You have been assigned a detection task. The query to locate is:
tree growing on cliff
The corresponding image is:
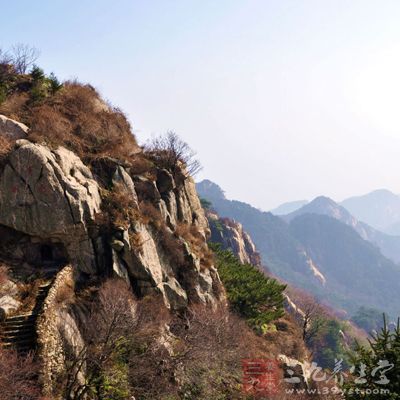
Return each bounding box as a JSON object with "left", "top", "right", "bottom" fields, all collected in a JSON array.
[
  {"left": 62, "top": 279, "right": 137, "bottom": 400},
  {"left": 210, "top": 243, "right": 286, "bottom": 330},
  {"left": 144, "top": 131, "right": 202, "bottom": 177},
  {"left": 10, "top": 44, "right": 39, "bottom": 74}
]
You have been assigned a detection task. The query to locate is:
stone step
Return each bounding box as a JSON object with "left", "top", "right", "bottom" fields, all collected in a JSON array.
[
  {"left": 2, "top": 327, "right": 35, "bottom": 335},
  {"left": 5, "top": 314, "right": 36, "bottom": 323},
  {"left": 2, "top": 337, "right": 36, "bottom": 348},
  {"left": 2, "top": 332, "right": 36, "bottom": 340}
]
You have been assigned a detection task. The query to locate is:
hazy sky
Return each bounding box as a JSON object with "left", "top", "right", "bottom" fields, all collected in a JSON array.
[{"left": 2, "top": 0, "right": 400, "bottom": 210}]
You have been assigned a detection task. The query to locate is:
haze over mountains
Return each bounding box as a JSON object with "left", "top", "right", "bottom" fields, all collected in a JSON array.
[
  {"left": 272, "top": 189, "right": 400, "bottom": 236},
  {"left": 341, "top": 189, "right": 400, "bottom": 235},
  {"left": 197, "top": 180, "right": 400, "bottom": 318}
]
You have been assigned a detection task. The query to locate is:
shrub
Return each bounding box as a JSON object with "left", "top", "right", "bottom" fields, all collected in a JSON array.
[
  {"left": 100, "top": 183, "right": 138, "bottom": 229},
  {"left": 344, "top": 315, "right": 400, "bottom": 399},
  {"left": 176, "top": 222, "right": 214, "bottom": 269},
  {"left": 210, "top": 243, "right": 286, "bottom": 329},
  {"left": 0, "top": 347, "right": 42, "bottom": 400},
  {"left": 144, "top": 131, "right": 202, "bottom": 178}
]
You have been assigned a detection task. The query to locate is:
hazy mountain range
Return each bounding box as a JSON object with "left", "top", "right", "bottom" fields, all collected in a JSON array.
[
  {"left": 197, "top": 180, "right": 400, "bottom": 318},
  {"left": 271, "top": 189, "right": 400, "bottom": 235}
]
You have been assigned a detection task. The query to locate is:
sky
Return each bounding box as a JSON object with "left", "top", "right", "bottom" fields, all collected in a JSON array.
[{"left": 2, "top": 0, "right": 400, "bottom": 210}]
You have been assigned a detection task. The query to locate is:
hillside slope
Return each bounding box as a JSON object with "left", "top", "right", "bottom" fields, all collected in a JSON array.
[
  {"left": 284, "top": 196, "right": 400, "bottom": 264},
  {"left": 341, "top": 189, "right": 400, "bottom": 234},
  {"left": 197, "top": 180, "right": 400, "bottom": 317}
]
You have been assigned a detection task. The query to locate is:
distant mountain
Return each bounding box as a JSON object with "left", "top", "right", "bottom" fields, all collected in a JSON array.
[
  {"left": 341, "top": 189, "right": 400, "bottom": 234},
  {"left": 270, "top": 200, "right": 308, "bottom": 215},
  {"left": 283, "top": 196, "right": 400, "bottom": 264},
  {"left": 197, "top": 180, "right": 400, "bottom": 317},
  {"left": 290, "top": 214, "right": 400, "bottom": 317}
]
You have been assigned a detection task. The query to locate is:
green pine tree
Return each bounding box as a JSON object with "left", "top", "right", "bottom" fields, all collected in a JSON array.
[
  {"left": 344, "top": 315, "right": 400, "bottom": 399},
  {"left": 210, "top": 243, "right": 286, "bottom": 330}
]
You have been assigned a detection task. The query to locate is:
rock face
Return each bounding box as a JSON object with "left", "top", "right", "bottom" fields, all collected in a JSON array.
[
  {"left": 0, "top": 114, "right": 29, "bottom": 140},
  {"left": 0, "top": 137, "right": 222, "bottom": 310},
  {"left": 207, "top": 210, "right": 261, "bottom": 266},
  {"left": 0, "top": 140, "right": 102, "bottom": 273},
  {"left": 109, "top": 167, "right": 222, "bottom": 310},
  {"left": 0, "top": 129, "right": 224, "bottom": 396}
]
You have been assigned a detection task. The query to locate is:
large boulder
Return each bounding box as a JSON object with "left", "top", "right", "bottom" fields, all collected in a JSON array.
[
  {"left": 0, "top": 140, "right": 101, "bottom": 273},
  {"left": 0, "top": 295, "right": 21, "bottom": 318},
  {"left": 0, "top": 115, "right": 29, "bottom": 140}
]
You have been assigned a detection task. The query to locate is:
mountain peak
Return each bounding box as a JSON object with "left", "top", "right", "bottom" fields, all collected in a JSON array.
[
  {"left": 341, "top": 189, "right": 400, "bottom": 233},
  {"left": 283, "top": 195, "right": 350, "bottom": 222},
  {"left": 197, "top": 179, "right": 226, "bottom": 200}
]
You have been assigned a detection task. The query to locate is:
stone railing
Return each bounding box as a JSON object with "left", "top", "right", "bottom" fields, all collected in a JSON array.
[{"left": 36, "top": 265, "right": 74, "bottom": 397}]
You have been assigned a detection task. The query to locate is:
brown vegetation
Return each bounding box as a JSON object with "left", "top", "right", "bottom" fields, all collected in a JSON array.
[
  {"left": 0, "top": 347, "right": 42, "bottom": 400},
  {"left": 144, "top": 131, "right": 202, "bottom": 178},
  {"left": 176, "top": 222, "right": 214, "bottom": 269},
  {"left": 0, "top": 134, "right": 12, "bottom": 170},
  {"left": 99, "top": 184, "right": 139, "bottom": 229},
  {"left": 0, "top": 263, "right": 9, "bottom": 286},
  {"left": 0, "top": 80, "right": 138, "bottom": 164}
]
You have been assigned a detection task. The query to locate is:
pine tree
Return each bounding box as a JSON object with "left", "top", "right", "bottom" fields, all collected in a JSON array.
[
  {"left": 344, "top": 315, "right": 400, "bottom": 399},
  {"left": 210, "top": 243, "right": 286, "bottom": 329}
]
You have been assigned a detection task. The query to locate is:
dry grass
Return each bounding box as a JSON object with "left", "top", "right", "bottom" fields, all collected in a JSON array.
[
  {"left": 139, "top": 201, "right": 162, "bottom": 228},
  {"left": 0, "top": 92, "right": 29, "bottom": 119},
  {"left": 100, "top": 183, "right": 139, "bottom": 229},
  {"left": 0, "top": 135, "right": 12, "bottom": 169},
  {"left": 127, "top": 300, "right": 313, "bottom": 400},
  {"left": 176, "top": 222, "right": 214, "bottom": 269},
  {"left": 0, "top": 264, "right": 9, "bottom": 286},
  {"left": 17, "top": 279, "right": 46, "bottom": 313},
  {"left": 2, "top": 81, "right": 139, "bottom": 164},
  {"left": 128, "top": 231, "right": 144, "bottom": 254}
]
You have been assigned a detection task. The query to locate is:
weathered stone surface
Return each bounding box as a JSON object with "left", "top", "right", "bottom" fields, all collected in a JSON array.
[
  {"left": 0, "top": 141, "right": 101, "bottom": 273},
  {"left": 0, "top": 114, "right": 29, "bottom": 139},
  {"left": 0, "top": 279, "right": 18, "bottom": 297},
  {"left": 278, "top": 354, "right": 311, "bottom": 389},
  {"left": 156, "top": 169, "right": 175, "bottom": 194},
  {"left": 159, "top": 278, "right": 188, "bottom": 310},
  {"left": 208, "top": 211, "right": 261, "bottom": 266},
  {"left": 0, "top": 295, "right": 21, "bottom": 316},
  {"left": 112, "top": 165, "right": 138, "bottom": 205},
  {"left": 111, "top": 239, "right": 124, "bottom": 252},
  {"left": 175, "top": 176, "right": 210, "bottom": 238}
]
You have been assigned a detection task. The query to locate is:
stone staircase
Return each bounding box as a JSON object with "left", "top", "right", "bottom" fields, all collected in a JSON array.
[{"left": 1, "top": 281, "right": 52, "bottom": 354}]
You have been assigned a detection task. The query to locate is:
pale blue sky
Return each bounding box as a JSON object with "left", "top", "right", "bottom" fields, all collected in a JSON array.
[{"left": 2, "top": 1, "right": 400, "bottom": 209}]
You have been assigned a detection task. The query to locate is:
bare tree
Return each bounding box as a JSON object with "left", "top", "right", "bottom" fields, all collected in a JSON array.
[
  {"left": 0, "top": 48, "right": 12, "bottom": 66},
  {"left": 62, "top": 279, "right": 137, "bottom": 400},
  {"left": 0, "top": 348, "right": 42, "bottom": 400},
  {"left": 302, "top": 299, "right": 326, "bottom": 345},
  {"left": 144, "top": 131, "right": 202, "bottom": 177},
  {"left": 10, "top": 44, "right": 39, "bottom": 74}
]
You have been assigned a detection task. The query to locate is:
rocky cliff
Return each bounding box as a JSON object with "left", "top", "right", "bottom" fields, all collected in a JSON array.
[
  {"left": 206, "top": 210, "right": 261, "bottom": 266},
  {"left": 0, "top": 114, "right": 225, "bottom": 395}
]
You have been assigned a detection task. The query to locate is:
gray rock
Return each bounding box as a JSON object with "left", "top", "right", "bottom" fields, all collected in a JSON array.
[
  {"left": 0, "top": 295, "right": 21, "bottom": 316},
  {"left": 0, "top": 142, "right": 101, "bottom": 273},
  {"left": 111, "top": 239, "right": 125, "bottom": 252},
  {"left": 160, "top": 278, "right": 188, "bottom": 310},
  {"left": 0, "top": 114, "right": 29, "bottom": 139}
]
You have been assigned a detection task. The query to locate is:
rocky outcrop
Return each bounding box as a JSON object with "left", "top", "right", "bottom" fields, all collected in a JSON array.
[
  {"left": 207, "top": 211, "right": 261, "bottom": 266},
  {"left": 0, "top": 140, "right": 102, "bottom": 273},
  {"left": 108, "top": 165, "right": 223, "bottom": 309},
  {"left": 0, "top": 135, "right": 222, "bottom": 307},
  {"left": 0, "top": 114, "right": 29, "bottom": 140}
]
